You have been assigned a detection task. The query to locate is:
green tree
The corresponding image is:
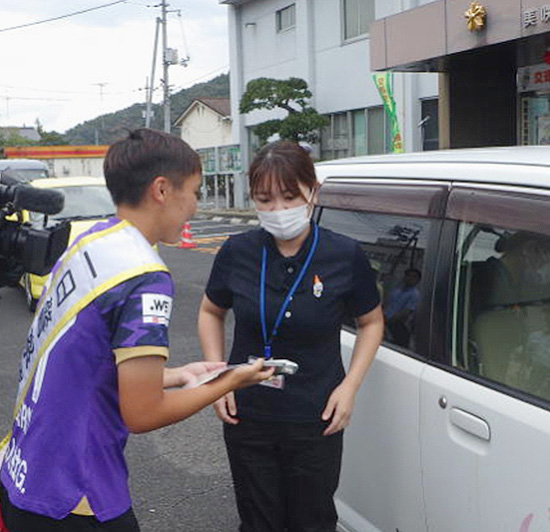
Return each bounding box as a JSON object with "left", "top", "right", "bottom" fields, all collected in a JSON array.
[
  {"left": 239, "top": 77, "right": 328, "bottom": 145},
  {"left": 36, "top": 120, "right": 67, "bottom": 145}
]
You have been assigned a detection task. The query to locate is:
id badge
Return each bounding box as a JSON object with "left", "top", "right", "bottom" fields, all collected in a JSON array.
[{"left": 259, "top": 374, "right": 285, "bottom": 389}]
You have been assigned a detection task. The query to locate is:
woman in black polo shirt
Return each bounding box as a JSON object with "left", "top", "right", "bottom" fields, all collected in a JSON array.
[{"left": 198, "top": 140, "right": 383, "bottom": 532}]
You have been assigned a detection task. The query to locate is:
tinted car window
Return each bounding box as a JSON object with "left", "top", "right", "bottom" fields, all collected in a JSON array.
[
  {"left": 318, "top": 207, "right": 434, "bottom": 353},
  {"left": 452, "top": 222, "right": 550, "bottom": 401}
]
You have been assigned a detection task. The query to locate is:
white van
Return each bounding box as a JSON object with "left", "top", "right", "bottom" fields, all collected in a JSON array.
[
  {"left": 0, "top": 159, "right": 49, "bottom": 183},
  {"left": 314, "top": 146, "right": 550, "bottom": 532}
]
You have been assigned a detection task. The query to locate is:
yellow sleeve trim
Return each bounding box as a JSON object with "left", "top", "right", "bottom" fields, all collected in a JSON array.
[
  {"left": 114, "top": 345, "right": 169, "bottom": 365},
  {"left": 72, "top": 496, "right": 94, "bottom": 516}
]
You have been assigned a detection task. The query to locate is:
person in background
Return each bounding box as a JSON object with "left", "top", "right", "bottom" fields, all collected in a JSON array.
[
  {"left": 0, "top": 129, "right": 273, "bottom": 532},
  {"left": 384, "top": 268, "right": 421, "bottom": 348},
  {"left": 198, "top": 140, "right": 384, "bottom": 532}
]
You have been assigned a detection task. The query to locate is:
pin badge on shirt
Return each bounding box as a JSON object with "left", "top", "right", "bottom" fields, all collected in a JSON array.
[{"left": 313, "top": 274, "right": 323, "bottom": 298}]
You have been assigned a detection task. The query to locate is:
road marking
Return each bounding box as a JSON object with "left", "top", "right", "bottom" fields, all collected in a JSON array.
[
  {"left": 195, "top": 247, "right": 221, "bottom": 255},
  {"left": 193, "top": 231, "right": 245, "bottom": 239},
  {"left": 193, "top": 236, "right": 229, "bottom": 244},
  {"left": 192, "top": 225, "right": 249, "bottom": 235}
]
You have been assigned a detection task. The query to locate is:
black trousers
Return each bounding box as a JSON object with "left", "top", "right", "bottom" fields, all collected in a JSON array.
[
  {"left": 224, "top": 420, "right": 343, "bottom": 532},
  {"left": 0, "top": 483, "right": 140, "bottom": 532}
]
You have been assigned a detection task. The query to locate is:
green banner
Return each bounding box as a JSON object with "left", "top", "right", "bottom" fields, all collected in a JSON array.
[{"left": 373, "top": 72, "right": 403, "bottom": 153}]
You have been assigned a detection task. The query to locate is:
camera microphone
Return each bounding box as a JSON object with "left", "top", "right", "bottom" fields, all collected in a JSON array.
[{"left": 13, "top": 186, "right": 65, "bottom": 215}]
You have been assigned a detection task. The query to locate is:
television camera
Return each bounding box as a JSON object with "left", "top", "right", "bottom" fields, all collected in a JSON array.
[{"left": 0, "top": 181, "right": 70, "bottom": 288}]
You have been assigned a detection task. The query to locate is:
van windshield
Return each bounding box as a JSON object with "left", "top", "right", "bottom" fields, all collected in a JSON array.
[
  {"left": 1, "top": 168, "right": 49, "bottom": 183},
  {"left": 29, "top": 184, "right": 115, "bottom": 222},
  {"left": 10, "top": 168, "right": 48, "bottom": 182}
]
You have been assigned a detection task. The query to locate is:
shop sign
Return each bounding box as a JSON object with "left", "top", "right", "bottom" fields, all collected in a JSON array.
[
  {"left": 523, "top": 6, "right": 550, "bottom": 27},
  {"left": 517, "top": 63, "right": 550, "bottom": 92}
]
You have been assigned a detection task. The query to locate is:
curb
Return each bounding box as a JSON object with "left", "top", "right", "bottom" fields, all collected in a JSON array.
[{"left": 195, "top": 209, "right": 259, "bottom": 226}]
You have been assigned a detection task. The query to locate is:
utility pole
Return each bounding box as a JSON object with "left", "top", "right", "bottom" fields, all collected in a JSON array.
[
  {"left": 146, "top": 0, "right": 187, "bottom": 132},
  {"left": 145, "top": 17, "right": 161, "bottom": 128},
  {"left": 161, "top": 0, "right": 171, "bottom": 133},
  {"left": 93, "top": 82, "right": 107, "bottom": 144}
]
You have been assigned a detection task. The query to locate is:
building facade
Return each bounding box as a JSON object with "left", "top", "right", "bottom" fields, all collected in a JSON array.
[
  {"left": 175, "top": 97, "right": 242, "bottom": 210},
  {"left": 220, "top": 0, "right": 440, "bottom": 205},
  {"left": 174, "top": 97, "right": 233, "bottom": 149},
  {"left": 371, "top": 0, "right": 550, "bottom": 149}
]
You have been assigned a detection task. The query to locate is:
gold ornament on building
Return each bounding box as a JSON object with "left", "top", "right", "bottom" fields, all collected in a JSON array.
[{"left": 464, "top": 1, "right": 487, "bottom": 31}]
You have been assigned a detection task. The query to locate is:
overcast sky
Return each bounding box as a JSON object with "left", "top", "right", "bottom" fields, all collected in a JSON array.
[{"left": 0, "top": 0, "right": 229, "bottom": 134}]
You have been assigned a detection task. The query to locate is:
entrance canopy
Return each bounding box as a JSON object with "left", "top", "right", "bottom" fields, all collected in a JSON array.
[{"left": 371, "top": 0, "right": 550, "bottom": 72}]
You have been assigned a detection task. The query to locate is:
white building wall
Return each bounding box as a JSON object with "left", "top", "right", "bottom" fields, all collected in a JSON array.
[
  {"left": 222, "top": 0, "right": 438, "bottom": 204},
  {"left": 47, "top": 158, "right": 104, "bottom": 178},
  {"left": 180, "top": 105, "right": 233, "bottom": 150},
  {"left": 225, "top": 0, "right": 438, "bottom": 147}
]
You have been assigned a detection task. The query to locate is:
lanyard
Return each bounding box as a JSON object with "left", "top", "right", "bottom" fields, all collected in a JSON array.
[{"left": 259, "top": 223, "right": 319, "bottom": 359}]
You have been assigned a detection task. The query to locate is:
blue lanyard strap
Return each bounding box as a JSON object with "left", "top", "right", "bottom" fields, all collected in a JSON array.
[{"left": 259, "top": 223, "right": 319, "bottom": 359}]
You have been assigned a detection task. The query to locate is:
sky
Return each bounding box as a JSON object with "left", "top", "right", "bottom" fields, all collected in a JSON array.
[{"left": 0, "top": 0, "right": 229, "bottom": 134}]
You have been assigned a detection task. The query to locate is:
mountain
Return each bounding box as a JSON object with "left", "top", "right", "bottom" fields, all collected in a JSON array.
[{"left": 64, "top": 73, "right": 230, "bottom": 145}]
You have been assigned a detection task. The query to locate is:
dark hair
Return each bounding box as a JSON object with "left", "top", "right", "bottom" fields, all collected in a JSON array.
[
  {"left": 405, "top": 268, "right": 422, "bottom": 280},
  {"left": 248, "top": 140, "right": 317, "bottom": 200},
  {"left": 103, "top": 128, "right": 201, "bottom": 206}
]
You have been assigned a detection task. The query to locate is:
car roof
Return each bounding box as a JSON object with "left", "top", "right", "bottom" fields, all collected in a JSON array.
[
  {"left": 315, "top": 145, "right": 550, "bottom": 188},
  {"left": 30, "top": 176, "right": 106, "bottom": 188},
  {"left": 0, "top": 159, "right": 48, "bottom": 169}
]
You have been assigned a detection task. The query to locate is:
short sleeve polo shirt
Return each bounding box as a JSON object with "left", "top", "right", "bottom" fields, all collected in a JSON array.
[{"left": 205, "top": 223, "right": 380, "bottom": 422}]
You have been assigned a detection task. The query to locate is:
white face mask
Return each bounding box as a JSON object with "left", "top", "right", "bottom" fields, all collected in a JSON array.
[
  {"left": 256, "top": 203, "right": 310, "bottom": 241},
  {"left": 255, "top": 189, "right": 315, "bottom": 241}
]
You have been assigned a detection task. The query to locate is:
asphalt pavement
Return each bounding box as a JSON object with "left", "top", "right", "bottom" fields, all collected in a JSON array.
[{"left": 0, "top": 213, "right": 255, "bottom": 532}]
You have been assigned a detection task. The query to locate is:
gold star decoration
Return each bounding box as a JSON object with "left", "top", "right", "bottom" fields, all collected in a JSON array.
[{"left": 464, "top": 1, "right": 487, "bottom": 31}]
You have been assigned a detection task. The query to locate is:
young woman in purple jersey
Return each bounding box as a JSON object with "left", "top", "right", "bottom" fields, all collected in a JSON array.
[{"left": 0, "top": 129, "right": 274, "bottom": 532}]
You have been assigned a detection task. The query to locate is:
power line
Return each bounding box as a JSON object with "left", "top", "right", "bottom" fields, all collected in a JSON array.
[
  {"left": 0, "top": 0, "right": 129, "bottom": 33},
  {"left": 0, "top": 96, "right": 69, "bottom": 102},
  {"left": 171, "top": 65, "right": 229, "bottom": 93},
  {"left": 0, "top": 84, "right": 92, "bottom": 95}
]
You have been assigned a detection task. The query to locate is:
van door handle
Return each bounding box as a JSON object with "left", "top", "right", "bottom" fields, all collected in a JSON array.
[{"left": 449, "top": 407, "right": 491, "bottom": 441}]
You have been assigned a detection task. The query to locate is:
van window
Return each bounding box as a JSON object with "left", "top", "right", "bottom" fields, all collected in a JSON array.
[
  {"left": 452, "top": 222, "right": 550, "bottom": 401},
  {"left": 318, "top": 207, "right": 434, "bottom": 353}
]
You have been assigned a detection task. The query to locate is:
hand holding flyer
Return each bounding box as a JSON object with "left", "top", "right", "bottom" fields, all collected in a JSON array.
[{"left": 185, "top": 358, "right": 299, "bottom": 388}]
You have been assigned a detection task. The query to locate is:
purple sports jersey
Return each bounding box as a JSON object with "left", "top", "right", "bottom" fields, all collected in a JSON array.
[{"left": 0, "top": 218, "right": 173, "bottom": 521}]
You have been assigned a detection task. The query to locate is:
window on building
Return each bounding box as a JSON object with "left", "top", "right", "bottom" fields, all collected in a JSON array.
[
  {"left": 352, "top": 109, "right": 368, "bottom": 156},
  {"left": 320, "top": 121, "right": 333, "bottom": 161},
  {"left": 276, "top": 4, "right": 296, "bottom": 32},
  {"left": 421, "top": 99, "right": 439, "bottom": 151},
  {"left": 520, "top": 93, "right": 550, "bottom": 145},
  {"left": 343, "top": 0, "right": 375, "bottom": 40},
  {"left": 333, "top": 112, "right": 350, "bottom": 159},
  {"left": 320, "top": 107, "right": 390, "bottom": 161},
  {"left": 247, "top": 127, "right": 261, "bottom": 161},
  {"left": 367, "top": 106, "right": 387, "bottom": 155}
]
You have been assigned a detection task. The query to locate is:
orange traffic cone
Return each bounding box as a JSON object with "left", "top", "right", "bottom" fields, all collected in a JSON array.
[{"left": 177, "top": 222, "right": 197, "bottom": 249}]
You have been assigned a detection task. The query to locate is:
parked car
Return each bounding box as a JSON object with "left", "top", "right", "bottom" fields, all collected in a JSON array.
[
  {"left": 314, "top": 146, "right": 550, "bottom": 532},
  {"left": 0, "top": 159, "right": 49, "bottom": 184},
  {"left": 19, "top": 176, "right": 115, "bottom": 310}
]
